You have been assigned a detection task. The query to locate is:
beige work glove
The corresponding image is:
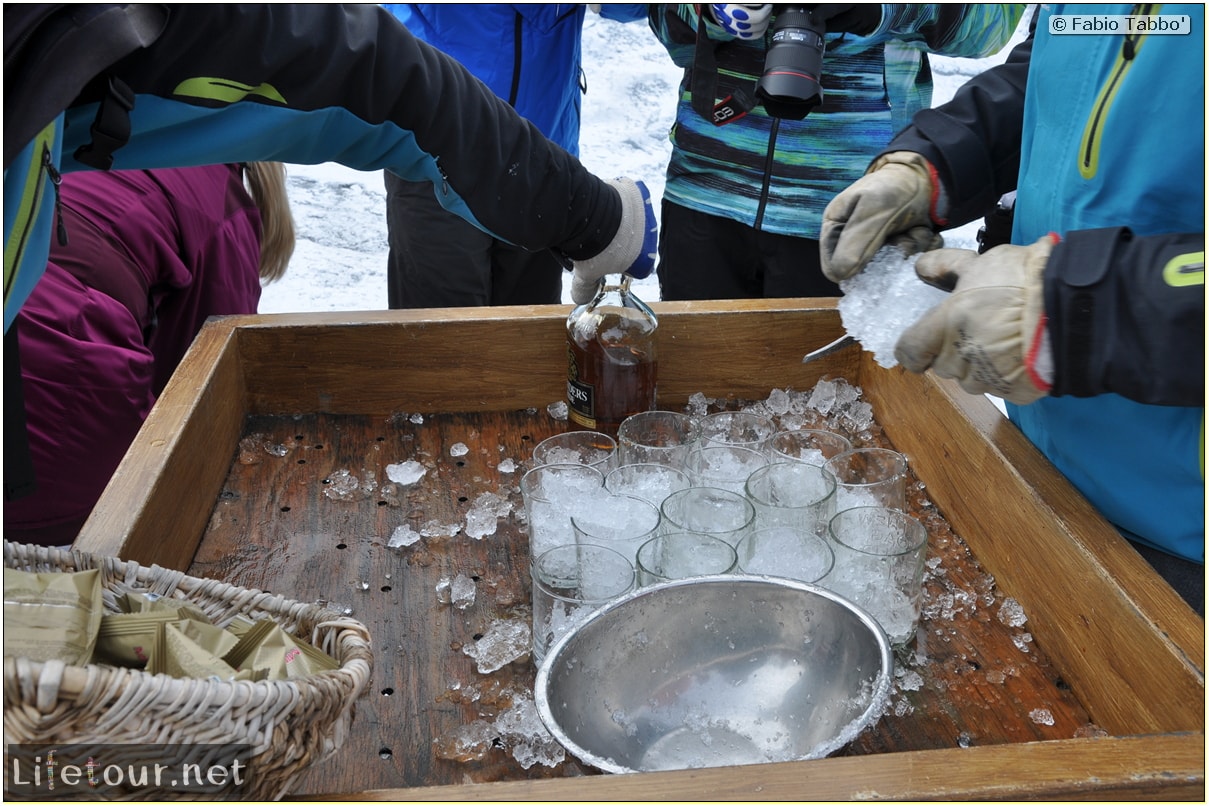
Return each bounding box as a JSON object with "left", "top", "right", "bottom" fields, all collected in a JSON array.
[
  {"left": 820, "top": 151, "right": 945, "bottom": 283},
  {"left": 894, "top": 235, "right": 1058, "bottom": 405},
  {"left": 570, "top": 178, "right": 657, "bottom": 305}
]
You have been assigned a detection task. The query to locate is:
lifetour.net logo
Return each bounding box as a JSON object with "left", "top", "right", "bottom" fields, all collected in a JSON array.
[{"left": 6, "top": 744, "right": 253, "bottom": 797}]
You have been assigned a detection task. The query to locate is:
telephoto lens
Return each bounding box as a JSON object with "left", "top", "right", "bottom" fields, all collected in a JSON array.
[{"left": 756, "top": 5, "right": 825, "bottom": 119}]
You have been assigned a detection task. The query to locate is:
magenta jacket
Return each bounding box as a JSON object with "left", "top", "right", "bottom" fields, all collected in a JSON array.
[{"left": 6, "top": 164, "right": 263, "bottom": 545}]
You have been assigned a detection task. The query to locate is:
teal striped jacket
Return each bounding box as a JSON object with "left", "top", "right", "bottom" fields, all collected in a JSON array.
[{"left": 650, "top": 4, "right": 1025, "bottom": 237}]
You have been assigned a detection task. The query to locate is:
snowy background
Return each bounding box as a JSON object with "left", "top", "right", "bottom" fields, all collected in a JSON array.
[{"left": 259, "top": 10, "right": 1032, "bottom": 313}]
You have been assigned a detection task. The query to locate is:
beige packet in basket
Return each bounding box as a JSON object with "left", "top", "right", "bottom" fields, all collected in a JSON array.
[
  {"left": 223, "top": 618, "right": 340, "bottom": 680},
  {"left": 120, "top": 589, "right": 208, "bottom": 617},
  {"left": 146, "top": 619, "right": 260, "bottom": 681},
  {"left": 3, "top": 567, "right": 103, "bottom": 665},
  {"left": 92, "top": 607, "right": 210, "bottom": 668}
]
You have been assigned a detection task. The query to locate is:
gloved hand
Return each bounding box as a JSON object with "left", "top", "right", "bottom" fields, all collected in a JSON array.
[
  {"left": 894, "top": 235, "right": 1059, "bottom": 405},
  {"left": 708, "top": 4, "right": 773, "bottom": 40},
  {"left": 820, "top": 151, "right": 946, "bottom": 283},
  {"left": 570, "top": 178, "right": 657, "bottom": 305}
]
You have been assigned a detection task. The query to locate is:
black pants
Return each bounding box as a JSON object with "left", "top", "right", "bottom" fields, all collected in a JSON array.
[
  {"left": 656, "top": 200, "right": 840, "bottom": 300},
  {"left": 1127, "top": 535, "right": 1205, "bottom": 617},
  {"left": 384, "top": 172, "right": 563, "bottom": 308}
]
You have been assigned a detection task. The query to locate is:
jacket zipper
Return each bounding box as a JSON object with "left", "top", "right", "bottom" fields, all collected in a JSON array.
[
  {"left": 1078, "top": 3, "right": 1153, "bottom": 179},
  {"left": 44, "top": 145, "right": 68, "bottom": 246},
  {"left": 4, "top": 127, "right": 61, "bottom": 308},
  {"left": 508, "top": 12, "right": 523, "bottom": 106}
]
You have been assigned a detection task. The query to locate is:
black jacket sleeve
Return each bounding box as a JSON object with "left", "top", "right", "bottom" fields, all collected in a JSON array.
[
  {"left": 56, "top": 4, "right": 622, "bottom": 260},
  {"left": 1046, "top": 228, "right": 1205, "bottom": 406},
  {"left": 884, "top": 8, "right": 1035, "bottom": 227}
]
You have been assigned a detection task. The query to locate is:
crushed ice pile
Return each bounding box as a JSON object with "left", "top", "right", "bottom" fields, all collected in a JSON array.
[{"left": 838, "top": 246, "right": 949, "bottom": 368}]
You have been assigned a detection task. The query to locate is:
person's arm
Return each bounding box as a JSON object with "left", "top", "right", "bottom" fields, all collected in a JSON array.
[
  {"left": 886, "top": 16, "right": 1034, "bottom": 229},
  {"left": 820, "top": 10, "right": 1036, "bottom": 281},
  {"left": 59, "top": 4, "right": 634, "bottom": 266},
  {"left": 1044, "top": 228, "right": 1204, "bottom": 405},
  {"left": 890, "top": 227, "right": 1205, "bottom": 408}
]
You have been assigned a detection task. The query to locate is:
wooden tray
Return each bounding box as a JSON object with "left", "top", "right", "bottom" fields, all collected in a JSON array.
[{"left": 72, "top": 300, "right": 1204, "bottom": 800}]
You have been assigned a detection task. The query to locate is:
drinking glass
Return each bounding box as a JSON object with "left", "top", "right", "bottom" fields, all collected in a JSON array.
[
  {"left": 823, "top": 447, "right": 908, "bottom": 512},
  {"left": 572, "top": 492, "right": 662, "bottom": 567},
  {"left": 696, "top": 410, "right": 776, "bottom": 452},
  {"left": 520, "top": 463, "right": 605, "bottom": 559},
  {"left": 604, "top": 462, "right": 692, "bottom": 509},
  {"left": 636, "top": 532, "right": 737, "bottom": 586},
  {"left": 685, "top": 444, "right": 769, "bottom": 494},
  {"left": 769, "top": 428, "right": 852, "bottom": 467},
  {"left": 616, "top": 410, "right": 700, "bottom": 468},
  {"left": 744, "top": 461, "right": 836, "bottom": 535},
  {"left": 736, "top": 526, "right": 835, "bottom": 585},
  {"left": 531, "top": 544, "right": 635, "bottom": 663},
  {"left": 532, "top": 430, "right": 617, "bottom": 472},
  {"left": 827, "top": 506, "right": 928, "bottom": 647},
  {"left": 660, "top": 486, "right": 756, "bottom": 548}
]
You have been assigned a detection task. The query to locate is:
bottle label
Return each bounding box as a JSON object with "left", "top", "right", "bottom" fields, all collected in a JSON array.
[
  {"left": 567, "top": 347, "right": 597, "bottom": 428},
  {"left": 567, "top": 379, "right": 597, "bottom": 428}
]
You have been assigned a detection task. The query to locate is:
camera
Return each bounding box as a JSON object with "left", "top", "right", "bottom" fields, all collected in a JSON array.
[{"left": 755, "top": 5, "right": 826, "bottom": 120}]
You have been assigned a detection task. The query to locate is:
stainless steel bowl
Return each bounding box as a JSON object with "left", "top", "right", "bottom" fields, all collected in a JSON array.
[{"left": 534, "top": 575, "right": 893, "bottom": 774}]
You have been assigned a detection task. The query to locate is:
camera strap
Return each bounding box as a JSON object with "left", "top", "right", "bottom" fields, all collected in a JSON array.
[{"left": 690, "top": 22, "right": 757, "bottom": 126}]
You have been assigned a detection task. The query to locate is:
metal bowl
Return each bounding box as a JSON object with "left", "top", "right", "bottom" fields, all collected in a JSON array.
[{"left": 535, "top": 575, "right": 893, "bottom": 774}]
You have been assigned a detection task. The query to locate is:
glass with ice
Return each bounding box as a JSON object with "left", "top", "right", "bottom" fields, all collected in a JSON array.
[
  {"left": 744, "top": 461, "right": 837, "bottom": 535},
  {"left": 736, "top": 525, "right": 835, "bottom": 586},
  {"left": 660, "top": 486, "right": 756, "bottom": 548},
  {"left": 604, "top": 463, "right": 692, "bottom": 508},
  {"left": 685, "top": 444, "right": 769, "bottom": 494},
  {"left": 520, "top": 463, "right": 605, "bottom": 560},
  {"left": 769, "top": 428, "right": 852, "bottom": 467},
  {"left": 532, "top": 430, "right": 618, "bottom": 472},
  {"left": 531, "top": 544, "right": 635, "bottom": 664},
  {"left": 827, "top": 506, "right": 927, "bottom": 646},
  {"left": 823, "top": 447, "right": 908, "bottom": 512},
  {"left": 572, "top": 492, "right": 662, "bottom": 567},
  {"left": 616, "top": 410, "right": 700, "bottom": 468}
]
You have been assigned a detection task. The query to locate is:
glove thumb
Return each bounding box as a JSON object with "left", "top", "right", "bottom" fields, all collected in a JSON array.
[{"left": 912, "top": 248, "right": 980, "bottom": 292}]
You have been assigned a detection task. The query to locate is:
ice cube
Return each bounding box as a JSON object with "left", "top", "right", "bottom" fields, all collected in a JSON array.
[
  {"left": 386, "top": 460, "right": 426, "bottom": 486},
  {"left": 462, "top": 618, "right": 530, "bottom": 673}
]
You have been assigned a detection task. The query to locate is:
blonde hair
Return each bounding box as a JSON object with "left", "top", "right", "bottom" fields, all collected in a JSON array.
[{"left": 243, "top": 161, "right": 296, "bottom": 283}]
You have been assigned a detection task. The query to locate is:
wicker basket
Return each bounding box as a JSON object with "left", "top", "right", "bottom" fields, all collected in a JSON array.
[{"left": 3, "top": 541, "right": 373, "bottom": 800}]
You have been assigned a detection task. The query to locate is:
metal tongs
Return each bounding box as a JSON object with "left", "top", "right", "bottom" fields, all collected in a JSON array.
[{"left": 801, "top": 334, "right": 858, "bottom": 364}]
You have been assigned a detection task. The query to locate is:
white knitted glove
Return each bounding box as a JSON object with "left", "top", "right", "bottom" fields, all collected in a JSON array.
[{"left": 570, "top": 178, "right": 657, "bottom": 305}]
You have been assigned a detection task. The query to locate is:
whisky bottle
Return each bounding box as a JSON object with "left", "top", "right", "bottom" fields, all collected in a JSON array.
[{"left": 566, "top": 274, "right": 657, "bottom": 437}]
